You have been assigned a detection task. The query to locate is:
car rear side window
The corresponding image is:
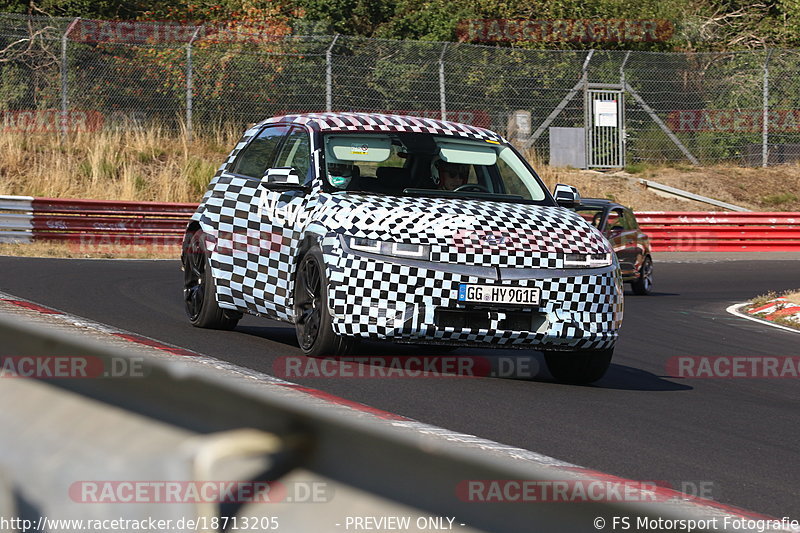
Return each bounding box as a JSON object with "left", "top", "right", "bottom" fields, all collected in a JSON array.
[
  {"left": 231, "top": 125, "right": 288, "bottom": 178},
  {"left": 275, "top": 127, "right": 312, "bottom": 184},
  {"left": 623, "top": 209, "right": 639, "bottom": 230},
  {"left": 607, "top": 208, "right": 625, "bottom": 231}
]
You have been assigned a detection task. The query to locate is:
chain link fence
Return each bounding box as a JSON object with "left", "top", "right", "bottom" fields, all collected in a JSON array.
[{"left": 3, "top": 13, "right": 800, "bottom": 166}]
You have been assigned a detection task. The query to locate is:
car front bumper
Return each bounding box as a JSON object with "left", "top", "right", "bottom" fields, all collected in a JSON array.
[{"left": 323, "top": 241, "right": 624, "bottom": 351}]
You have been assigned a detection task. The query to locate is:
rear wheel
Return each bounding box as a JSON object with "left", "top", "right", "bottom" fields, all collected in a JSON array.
[
  {"left": 182, "top": 231, "right": 241, "bottom": 330},
  {"left": 294, "top": 247, "right": 355, "bottom": 357},
  {"left": 631, "top": 256, "right": 653, "bottom": 295},
  {"left": 544, "top": 348, "right": 613, "bottom": 384}
]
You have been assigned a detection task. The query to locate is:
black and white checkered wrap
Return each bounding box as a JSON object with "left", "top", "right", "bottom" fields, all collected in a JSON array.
[
  {"left": 321, "top": 231, "right": 622, "bottom": 350},
  {"left": 318, "top": 194, "right": 609, "bottom": 269},
  {"left": 262, "top": 112, "right": 506, "bottom": 143},
  {"left": 189, "top": 114, "right": 622, "bottom": 350}
]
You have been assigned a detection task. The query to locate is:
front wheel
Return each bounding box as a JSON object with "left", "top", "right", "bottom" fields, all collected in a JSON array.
[
  {"left": 293, "top": 247, "right": 355, "bottom": 357},
  {"left": 182, "top": 231, "right": 241, "bottom": 330},
  {"left": 631, "top": 256, "right": 653, "bottom": 295},
  {"left": 544, "top": 348, "right": 614, "bottom": 384}
]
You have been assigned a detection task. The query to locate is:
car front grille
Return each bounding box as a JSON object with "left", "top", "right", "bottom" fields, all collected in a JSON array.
[{"left": 434, "top": 308, "right": 547, "bottom": 331}]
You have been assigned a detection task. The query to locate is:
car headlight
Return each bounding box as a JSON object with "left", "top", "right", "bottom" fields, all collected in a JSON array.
[
  {"left": 344, "top": 236, "right": 431, "bottom": 260},
  {"left": 563, "top": 252, "right": 613, "bottom": 268}
]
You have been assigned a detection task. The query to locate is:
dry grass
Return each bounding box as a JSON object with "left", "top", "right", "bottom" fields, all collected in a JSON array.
[
  {"left": 784, "top": 291, "right": 800, "bottom": 305},
  {"left": 0, "top": 241, "right": 180, "bottom": 259},
  {"left": 748, "top": 291, "right": 781, "bottom": 308},
  {"left": 523, "top": 148, "right": 800, "bottom": 212},
  {"left": 0, "top": 125, "right": 241, "bottom": 203},
  {"left": 2, "top": 129, "right": 800, "bottom": 210},
  {"left": 752, "top": 289, "right": 800, "bottom": 305}
]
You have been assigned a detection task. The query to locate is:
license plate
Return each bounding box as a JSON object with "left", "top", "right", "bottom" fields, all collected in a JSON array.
[{"left": 457, "top": 284, "right": 540, "bottom": 305}]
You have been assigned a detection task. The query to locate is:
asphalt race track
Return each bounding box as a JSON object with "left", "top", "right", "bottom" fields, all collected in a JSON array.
[{"left": 1, "top": 255, "right": 798, "bottom": 519}]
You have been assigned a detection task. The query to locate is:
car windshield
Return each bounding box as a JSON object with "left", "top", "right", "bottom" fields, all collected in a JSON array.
[{"left": 322, "top": 132, "right": 548, "bottom": 203}]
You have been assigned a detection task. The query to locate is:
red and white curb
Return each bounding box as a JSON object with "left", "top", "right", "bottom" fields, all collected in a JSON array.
[
  {"left": 1, "top": 291, "right": 798, "bottom": 530},
  {"left": 727, "top": 302, "right": 800, "bottom": 335},
  {"left": 747, "top": 298, "right": 800, "bottom": 322}
]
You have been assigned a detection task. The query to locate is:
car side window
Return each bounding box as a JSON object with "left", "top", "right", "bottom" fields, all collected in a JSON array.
[
  {"left": 606, "top": 209, "right": 625, "bottom": 232},
  {"left": 274, "top": 127, "right": 312, "bottom": 185},
  {"left": 230, "top": 125, "right": 288, "bottom": 178},
  {"left": 623, "top": 209, "right": 639, "bottom": 230}
]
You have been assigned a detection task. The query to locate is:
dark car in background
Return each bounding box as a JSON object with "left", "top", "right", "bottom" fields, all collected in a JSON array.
[{"left": 573, "top": 199, "right": 654, "bottom": 295}]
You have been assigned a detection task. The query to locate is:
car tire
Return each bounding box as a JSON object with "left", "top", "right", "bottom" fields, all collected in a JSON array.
[
  {"left": 182, "top": 230, "right": 241, "bottom": 330},
  {"left": 544, "top": 348, "right": 614, "bottom": 384},
  {"left": 294, "top": 247, "right": 356, "bottom": 357},
  {"left": 631, "top": 256, "right": 654, "bottom": 295}
]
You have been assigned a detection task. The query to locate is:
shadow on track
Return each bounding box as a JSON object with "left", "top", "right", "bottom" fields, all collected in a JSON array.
[{"left": 229, "top": 327, "right": 691, "bottom": 392}]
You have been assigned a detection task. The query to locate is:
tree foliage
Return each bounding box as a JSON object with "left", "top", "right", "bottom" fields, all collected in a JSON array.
[{"left": 3, "top": 0, "right": 800, "bottom": 50}]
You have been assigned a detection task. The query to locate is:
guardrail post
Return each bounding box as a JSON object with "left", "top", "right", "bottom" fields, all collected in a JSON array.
[
  {"left": 60, "top": 17, "right": 80, "bottom": 141},
  {"left": 762, "top": 49, "right": 773, "bottom": 168},
  {"left": 186, "top": 26, "right": 202, "bottom": 143}
]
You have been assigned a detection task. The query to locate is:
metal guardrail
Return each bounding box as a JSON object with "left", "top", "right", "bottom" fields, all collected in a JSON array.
[
  {"left": 0, "top": 310, "right": 766, "bottom": 532},
  {"left": 638, "top": 180, "right": 751, "bottom": 212},
  {"left": 1, "top": 196, "right": 799, "bottom": 252},
  {"left": 637, "top": 212, "right": 800, "bottom": 251},
  {"left": 0, "top": 195, "right": 194, "bottom": 245}
]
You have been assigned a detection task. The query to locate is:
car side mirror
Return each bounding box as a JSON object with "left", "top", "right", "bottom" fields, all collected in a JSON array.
[
  {"left": 264, "top": 167, "right": 302, "bottom": 187},
  {"left": 553, "top": 183, "right": 581, "bottom": 208}
]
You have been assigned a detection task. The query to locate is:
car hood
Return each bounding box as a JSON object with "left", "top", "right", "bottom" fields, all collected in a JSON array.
[{"left": 314, "top": 193, "right": 611, "bottom": 268}]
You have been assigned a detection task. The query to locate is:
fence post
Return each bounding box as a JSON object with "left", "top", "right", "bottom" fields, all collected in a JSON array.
[
  {"left": 186, "top": 26, "right": 202, "bottom": 143},
  {"left": 619, "top": 51, "right": 631, "bottom": 166},
  {"left": 60, "top": 17, "right": 80, "bottom": 141},
  {"left": 439, "top": 43, "right": 449, "bottom": 121},
  {"left": 762, "top": 49, "right": 773, "bottom": 168},
  {"left": 325, "top": 34, "right": 340, "bottom": 113}
]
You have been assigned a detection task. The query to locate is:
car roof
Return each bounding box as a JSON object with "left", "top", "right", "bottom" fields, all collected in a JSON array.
[
  {"left": 577, "top": 198, "right": 627, "bottom": 210},
  {"left": 259, "top": 112, "right": 506, "bottom": 144}
]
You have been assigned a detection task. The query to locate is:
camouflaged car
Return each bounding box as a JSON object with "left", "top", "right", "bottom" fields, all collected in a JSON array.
[{"left": 182, "top": 113, "right": 624, "bottom": 383}]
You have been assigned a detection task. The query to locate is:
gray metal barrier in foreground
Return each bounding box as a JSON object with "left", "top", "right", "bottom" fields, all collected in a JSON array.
[{"left": 0, "top": 311, "right": 755, "bottom": 532}]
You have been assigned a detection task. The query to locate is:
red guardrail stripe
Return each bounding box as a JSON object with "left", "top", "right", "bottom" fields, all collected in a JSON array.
[
  {"left": 650, "top": 239, "right": 800, "bottom": 245},
  {"left": 653, "top": 244, "right": 800, "bottom": 252},
  {"left": 32, "top": 233, "right": 184, "bottom": 244},
  {"left": 31, "top": 197, "right": 198, "bottom": 214},
  {"left": 31, "top": 208, "right": 195, "bottom": 217},
  {"left": 645, "top": 229, "right": 800, "bottom": 239},
  {"left": 31, "top": 217, "right": 188, "bottom": 232},
  {"left": 635, "top": 211, "right": 798, "bottom": 216},
  {"left": 637, "top": 213, "right": 800, "bottom": 225}
]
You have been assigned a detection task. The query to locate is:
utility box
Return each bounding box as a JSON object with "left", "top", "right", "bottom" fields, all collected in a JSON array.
[
  {"left": 507, "top": 110, "right": 532, "bottom": 147},
  {"left": 549, "top": 127, "right": 586, "bottom": 168}
]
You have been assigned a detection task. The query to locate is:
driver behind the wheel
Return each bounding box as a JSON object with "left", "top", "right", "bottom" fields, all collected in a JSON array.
[{"left": 435, "top": 161, "right": 470, "bottom": 191}]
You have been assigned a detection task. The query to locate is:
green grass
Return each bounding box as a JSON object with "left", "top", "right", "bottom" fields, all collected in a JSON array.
[
  {"left": 761, "top": 193, "right": 798, "bottom": 206},
  {"left": 624, "top": 162, "right": 648, "bottom": 174}
]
